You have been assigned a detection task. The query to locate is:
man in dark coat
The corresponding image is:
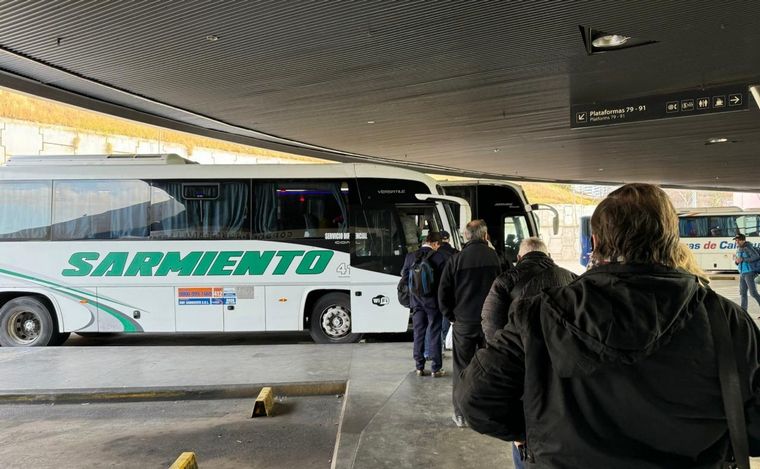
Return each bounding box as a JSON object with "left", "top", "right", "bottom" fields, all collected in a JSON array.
[
  {"left": 438, "top": 230, "right": 459, "bottom": 257},
  {"left": 438, "top": 219, "right": 501, "bottom": 427},
  {"left": 400, "top": 231, "right": 448, "bottom": 377},
  {"left": 480, "top": 236, "right": 576, "bottom": 469},
  {"left": 428, "top": 230, "right": 457, "bottom": 355},
  {"left": 481, "top": 236, "right": 577, "bottom": 345},
  {"left": 456, "top": 183, "right": 760, "bottom": 467}
]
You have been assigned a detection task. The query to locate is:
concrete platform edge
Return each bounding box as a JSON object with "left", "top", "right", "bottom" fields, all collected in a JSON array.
[{"left": 0, "top": 380, "right": 348, "bottom": 404}]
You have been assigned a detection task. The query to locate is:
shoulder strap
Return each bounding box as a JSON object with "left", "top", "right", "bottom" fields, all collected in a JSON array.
[{"left": 706, "top": 291, "right": 750, "bottom": 469}]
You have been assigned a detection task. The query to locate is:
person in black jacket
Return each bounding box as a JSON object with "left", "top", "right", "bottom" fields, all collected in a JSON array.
[
  {"left": 438, "top": 230, "right": 459, "bottom": 257},
  {"left": 429, "top": 230, "right": 458, "bottom": 354},
  {"left": 456, "top": 183, "right": 760, "bottom": 468},
  {"left": 438, "top": 219, "right": 501, "bottom": 427},
  {"left": 400, "top": 231, "right": 448, "bottom": 377},
  {"left": 481, "top": 236, "right": 576, "bottom": 468},
  {"left": 481, "top": 237, "right": 576, "bottom": 345}
]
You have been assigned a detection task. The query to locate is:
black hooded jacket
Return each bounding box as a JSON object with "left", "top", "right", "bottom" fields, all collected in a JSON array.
[
  {"left": 481, "top": 251, "right": 577, "bottom": 344},
  {"left": 456, "top": 263, "right": 760, "bottom": 468}
]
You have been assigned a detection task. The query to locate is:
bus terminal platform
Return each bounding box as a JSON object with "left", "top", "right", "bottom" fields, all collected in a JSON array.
[
  {"left": 0, "top": 341, "right": 511, "bottom": 468},
  {"left": 0, "top": 278, "right": 759, "bottom": 469}
]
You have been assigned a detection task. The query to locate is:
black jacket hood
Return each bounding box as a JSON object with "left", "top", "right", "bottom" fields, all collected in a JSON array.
[{"left": 539, "top": 263, "right": 705, "bottom": 377}]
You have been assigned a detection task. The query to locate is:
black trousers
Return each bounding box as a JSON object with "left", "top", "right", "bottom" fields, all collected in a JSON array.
[{"left": 452, "top": 321, "right": 484, "bottom": 416}]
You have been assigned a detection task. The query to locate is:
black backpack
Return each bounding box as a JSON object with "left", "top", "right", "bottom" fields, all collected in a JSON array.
[{"left": 408, "top": 250, "right": 436, "bottom": 297}]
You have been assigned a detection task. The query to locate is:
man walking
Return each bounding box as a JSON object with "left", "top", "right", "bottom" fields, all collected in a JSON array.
[
  {"left": 438, "top": 219, "right": 501, "bottom": 427},
  {"left": 733, "top": 233, "right": 760, "bottom": 313},
  {"left": 480, "top": 237, "right": 576, "bottom": 468},
  {"left": 401, "top": 231, "right": 448, "bottom": 377}
]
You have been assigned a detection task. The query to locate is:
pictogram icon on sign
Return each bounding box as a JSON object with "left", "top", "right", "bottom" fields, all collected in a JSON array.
[
  {"left": 680, "top": 99, "right": 694, "bottom": 111},
  {"left": 697, "top": 98, "right": 709, "bottom": 110},
  {"left": 713, "top": 96, "right": 725, "bottom": 108},
  {"left": 728, "top": 94, "right": 742, "bottom": 106},
  {"left": 666, "top": 101, "right": 679, "bottom": 113},
  {"left": 575, "top": 112, "right": 587, "bottom": 123}
]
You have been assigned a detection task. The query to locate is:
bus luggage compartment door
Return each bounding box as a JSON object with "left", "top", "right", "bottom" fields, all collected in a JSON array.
[
  {"left": 175, "top": 286, "right": 224, "bottom": 332},
  {"left": 350, "top": 283, "right": 408, "bottom": 333},
  {"left": 97, "top": 286, "right": 175, "bottom": 332}
]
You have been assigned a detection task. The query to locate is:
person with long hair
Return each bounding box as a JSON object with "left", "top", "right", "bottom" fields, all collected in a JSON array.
[{"left": 456, "top": 183, "right": 760, "bottom": 468}]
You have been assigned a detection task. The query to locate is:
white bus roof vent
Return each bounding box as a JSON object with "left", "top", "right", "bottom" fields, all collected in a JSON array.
[{"left": 5, "top": 153, "right": 196, "bottom": 166}]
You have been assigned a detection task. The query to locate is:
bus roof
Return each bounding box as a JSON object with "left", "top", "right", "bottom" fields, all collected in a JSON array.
[
  {"left": 0, "top": 155, "right": 439, "bottom": 189},
  {"left": 436, "top": 178, "right": 524, "bottom": 191},
  {"left": 678, "top": 206, "right": 746, "bottom": 216},
  {"left": 5, "top": 153, "right": 196, "bottom": 166}
]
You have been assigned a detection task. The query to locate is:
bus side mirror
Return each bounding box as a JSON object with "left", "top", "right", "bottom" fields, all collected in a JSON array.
[{"left": 531, "top": 204, "right": 560, "bottom": 236}]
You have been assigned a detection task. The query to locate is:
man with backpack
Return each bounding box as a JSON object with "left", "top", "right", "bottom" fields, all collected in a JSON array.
[
  {"left": 733, "top": 233, "right": 760, "bottom": 313},
  {"left": 400, "top": 231, "right": 449, "bottom": 377}
]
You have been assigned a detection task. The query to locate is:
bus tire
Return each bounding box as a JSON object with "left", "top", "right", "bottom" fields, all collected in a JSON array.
[
  {"left": 0, "top": 296, "right": 57, "bottom": 347},
  {"left": 309, "top": 293, "right": 362, "bottom": 344},
  {"left": 49, "top": 332, "right": 71, "bottom": 346}
]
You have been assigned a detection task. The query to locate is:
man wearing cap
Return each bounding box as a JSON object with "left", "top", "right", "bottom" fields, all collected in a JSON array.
[
  {"left": 732, "top": 233, "right": 760, "bottom": 312},
  {"left": 438, "top": 230, "right": 458, "bottom": 257},
  {"left": 401, "top": 231, "right": 448, "bottom": 377}
]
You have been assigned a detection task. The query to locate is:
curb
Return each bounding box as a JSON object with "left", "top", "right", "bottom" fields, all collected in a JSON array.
[{"left": 0, "top": 380, "right": 347, "bottom": 405}]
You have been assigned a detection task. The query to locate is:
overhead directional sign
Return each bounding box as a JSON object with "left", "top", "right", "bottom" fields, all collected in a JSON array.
[{"left": 571, "top": 84, "right": 749, "bottom": 128}]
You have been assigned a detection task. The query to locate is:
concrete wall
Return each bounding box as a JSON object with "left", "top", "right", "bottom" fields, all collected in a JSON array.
[{"left": 0, "top": 118, "right": 300, "bottom": 165}]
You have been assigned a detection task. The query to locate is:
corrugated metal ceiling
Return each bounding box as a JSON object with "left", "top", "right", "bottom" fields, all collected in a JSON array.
[{"left": 0, "top": 1, "right": 758, "bottom": 189}]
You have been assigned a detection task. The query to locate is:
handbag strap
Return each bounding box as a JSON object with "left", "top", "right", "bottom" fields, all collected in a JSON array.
[{"left": 707, "top": 291, "right": 750, "bottom": 469}]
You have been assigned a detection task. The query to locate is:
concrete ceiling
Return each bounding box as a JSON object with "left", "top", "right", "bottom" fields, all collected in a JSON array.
[{"left": 0, "top": 1, "right": 758, "bottom": 190}]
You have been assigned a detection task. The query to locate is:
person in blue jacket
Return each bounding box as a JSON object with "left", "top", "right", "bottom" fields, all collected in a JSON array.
[{"left": 733, "top": 233, "right": 760, "bottom": 312}]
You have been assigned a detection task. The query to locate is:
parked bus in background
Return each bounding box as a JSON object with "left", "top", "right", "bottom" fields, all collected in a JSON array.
[
  {"left": 438, "top": 179, "right": 558, "bottom": 267},
  {"left": 678, "top": 207, "right": 760, "bottom": 272},
  {"left": 579, "top": 215, "right": 592, "bottom": 268},
  {"left": 0, "top": 154, "right": 469, "bottom": 346}
]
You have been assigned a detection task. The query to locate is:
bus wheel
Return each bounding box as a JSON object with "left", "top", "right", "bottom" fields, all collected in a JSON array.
[
  {"left": 0, "top": 296, "right": 58, "bottom": 347},
  {"left": 309, "top": 293, "right": 362, "bottom": 344}
]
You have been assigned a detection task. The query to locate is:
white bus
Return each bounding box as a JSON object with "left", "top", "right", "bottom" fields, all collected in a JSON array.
[
  {"left": 438, "top": 179, "right": 558, "bottom": 266},
  {"left": 678, "top": 207, "right": 760, "bottom": 272},
  {"left": 0, "top": 154, "right": 469, "bottom": 346}
]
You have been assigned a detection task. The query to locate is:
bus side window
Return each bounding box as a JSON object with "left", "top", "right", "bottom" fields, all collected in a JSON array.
[
  {"left": 252, "top": 181, "right": 348, "bottom": 240},
  {"left": 54, "top": 180, "right": 150, "bottom": 240},
  {"left": 0, "top": 181, "right": 52, "bottom": 241},
  {"left": 150, "top": 180, "right": 249, "bottom": 240}
]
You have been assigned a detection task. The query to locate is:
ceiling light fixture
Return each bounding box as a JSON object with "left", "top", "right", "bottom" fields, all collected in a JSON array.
[
  {"left": 205, "top": 35, "right": 220, "bottom": 42},
  {"left": 750, "top": 85, "right": 760, "bottom": 109},
  {"left": 705, "top": 137, "right": 729, "bottom": 145},
  {"left": 592, "top": 34, "right": 630, "bottom": 48},
  {"left": 367, "top": 120, "right": 375, "bottom": 124},
  {"left": 579, "top": 26, "right": 656, "bottom": 55}
]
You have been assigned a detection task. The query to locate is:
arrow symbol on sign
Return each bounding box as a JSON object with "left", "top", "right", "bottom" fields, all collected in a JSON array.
[{"left": 730, "top": 95, "right": 741, "bottom": 104}]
